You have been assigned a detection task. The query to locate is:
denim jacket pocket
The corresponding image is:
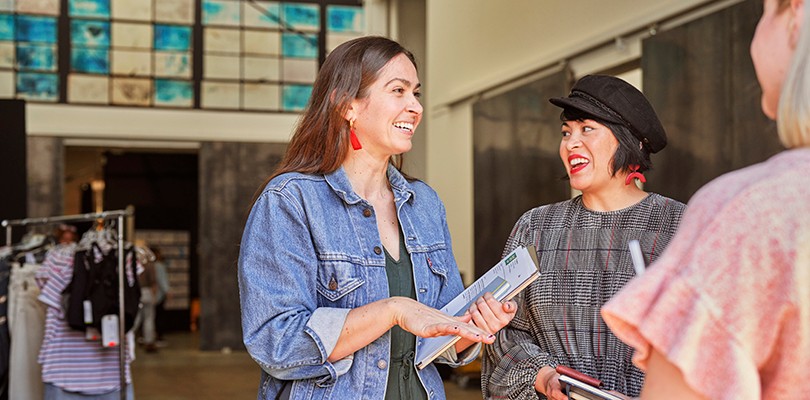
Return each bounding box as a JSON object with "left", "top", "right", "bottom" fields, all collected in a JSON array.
[
  {"left": 316, "top": 261, "right": 365, "bottom": 304},
  {"left": 423, "top": 251, "right": 449, "bottom": 286},
  {"left": 413, "top": 250, "right": 452, "bottom": 308}
]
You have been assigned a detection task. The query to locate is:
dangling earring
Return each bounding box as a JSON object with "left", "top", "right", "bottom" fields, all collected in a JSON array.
[
  {"left": 349, "top": 119, "right": 362, "bottom": 150},
  {"left": 625, "top": 164, "right": 646, "bottom": 185}
]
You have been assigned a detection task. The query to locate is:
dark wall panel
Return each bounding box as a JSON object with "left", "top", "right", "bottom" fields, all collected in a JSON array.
[
  {"left": 643, "top": 0, "right": 780, "bottom": 203},
  {"left": 198, "top": 142, "right": 286, "bottom": 351},
  {"left": 0, "top": 100, "right": 27, "bottom": 236},
  {"left": 473, "top": 69, "right": 571, "bottom": 278}
]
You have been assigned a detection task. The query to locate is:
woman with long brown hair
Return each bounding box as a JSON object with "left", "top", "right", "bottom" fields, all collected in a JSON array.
[{"left": 238, "top": 36, "right": 516, "bottom": 400}]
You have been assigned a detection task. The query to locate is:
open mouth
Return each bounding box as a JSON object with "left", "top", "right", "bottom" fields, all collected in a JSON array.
[
  {"left": 393, "top": 122, "right": 414, "bottom": 133},
  {"left": 568, "top": 156, "right": 590, "bottom": 174}
]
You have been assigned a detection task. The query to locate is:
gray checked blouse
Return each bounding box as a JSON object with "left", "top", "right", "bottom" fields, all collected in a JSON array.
[{"left": 481, "top": 193, "right": 685, "bottom": 399}]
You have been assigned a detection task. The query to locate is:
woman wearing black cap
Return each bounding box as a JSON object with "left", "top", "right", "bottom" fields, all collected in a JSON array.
[{"left": 481, "top": 75, "right": 686, "bottom": 400}]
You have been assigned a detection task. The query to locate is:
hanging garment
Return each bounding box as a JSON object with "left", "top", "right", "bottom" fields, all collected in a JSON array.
[
  {"left": 37, "top": 243, "right": 137, "bottom": 395},
  {"left": 64, "top": 244, "right": 141, "bottom": 333},
  {"left": 8, "top": 262, "right": 45, "bottom": 400}
]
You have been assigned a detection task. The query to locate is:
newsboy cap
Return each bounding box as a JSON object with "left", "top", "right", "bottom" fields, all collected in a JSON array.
[{"left": 549, "top": 74, "right": 667, "bottom": 153}]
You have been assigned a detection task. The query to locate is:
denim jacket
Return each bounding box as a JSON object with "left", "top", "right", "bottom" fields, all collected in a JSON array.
[{"left": 238, "top": 165, "right": 479, "bottom": 400}]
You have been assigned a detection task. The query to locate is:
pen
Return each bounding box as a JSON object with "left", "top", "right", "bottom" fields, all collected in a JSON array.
[{"left": 628, "top": 240, "right": 646, "bottom": 276}]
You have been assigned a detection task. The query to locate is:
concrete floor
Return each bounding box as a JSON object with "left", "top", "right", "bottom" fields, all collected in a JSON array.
[{"left": 131, "top": 332, "right": 483, "bottom": 399}]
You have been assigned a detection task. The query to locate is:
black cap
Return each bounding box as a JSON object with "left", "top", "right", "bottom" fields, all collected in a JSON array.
[{"left": 549, "top": 74, "right": 667, "bottom": 153}]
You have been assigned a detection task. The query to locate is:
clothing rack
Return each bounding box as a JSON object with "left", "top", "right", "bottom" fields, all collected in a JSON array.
[{"left": 2, "top": 209, "right": 133, "bottom": 400}]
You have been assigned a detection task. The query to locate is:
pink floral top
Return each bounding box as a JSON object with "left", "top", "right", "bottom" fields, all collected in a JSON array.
[{"left": 602, "top": 148, "right": 810, "bottom": 400}]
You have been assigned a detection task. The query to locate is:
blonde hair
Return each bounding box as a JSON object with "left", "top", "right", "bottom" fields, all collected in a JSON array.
[{"left": 777, "top": 2, "right": 810, "bottom": 148}]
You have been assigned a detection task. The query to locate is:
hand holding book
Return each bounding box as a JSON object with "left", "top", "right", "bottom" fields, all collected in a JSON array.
[
  {"left": 415, "top": 245, "right": 540, "bottom": 369},
  {"left": 463, "top": 291, "right": 518, "bottom": 336}
]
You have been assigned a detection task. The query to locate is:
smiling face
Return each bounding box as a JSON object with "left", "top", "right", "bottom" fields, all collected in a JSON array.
[
  {"left": 751, "top": 0, "right": 794, "bottom": 119},
  {"left": 560, "top": 118, "right": 620, "bottom": 194},
  {"left": 348, "top": 53, "right": 423, "bottom": 157}
]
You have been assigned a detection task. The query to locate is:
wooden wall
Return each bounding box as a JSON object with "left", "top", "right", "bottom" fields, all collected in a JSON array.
[{"left": 198, "top": 141, "right": 287, "bottom": 350}]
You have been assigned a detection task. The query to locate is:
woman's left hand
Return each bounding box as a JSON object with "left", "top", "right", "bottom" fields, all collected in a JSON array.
[{"left": 467, "top": 292, "right": 517, "bottom": 334}]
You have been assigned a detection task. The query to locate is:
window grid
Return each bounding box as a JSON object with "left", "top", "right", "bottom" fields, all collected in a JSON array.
[
  {"left": 0, "top": 2, "right": 60, "bottom": 101},
  {"left": 1, "top": 0, "right": 362, "bottom": 112}
]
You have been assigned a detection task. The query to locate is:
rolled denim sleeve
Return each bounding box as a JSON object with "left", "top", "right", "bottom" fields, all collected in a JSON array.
[{"left": 238, "top": 188, "right": 351, "bottom": 384}]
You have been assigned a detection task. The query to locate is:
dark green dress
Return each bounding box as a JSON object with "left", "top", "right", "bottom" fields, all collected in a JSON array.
[{"left": 383, "top": 233, "right": 428, "bottom": 400}]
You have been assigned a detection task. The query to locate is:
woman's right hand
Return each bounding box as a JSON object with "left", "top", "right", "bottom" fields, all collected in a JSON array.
[
  {"left": 535, "top": 366, "right": 568, "bottom": 400},
  {"left": 387, "top": 297, "right": 495, "bottom": 344}
]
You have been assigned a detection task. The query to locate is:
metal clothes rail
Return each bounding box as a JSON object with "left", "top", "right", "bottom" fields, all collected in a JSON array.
[{"left": 2, "top": 209, "right": 133, "bottom": 400}]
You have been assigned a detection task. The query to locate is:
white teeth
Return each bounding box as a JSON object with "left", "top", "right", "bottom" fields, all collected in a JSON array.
[
  {"left": 570, "top": 158, "right": 589, "bottom": 167},
  {"left": 393, "top": 122, "right": 414, "bottom": 132}
]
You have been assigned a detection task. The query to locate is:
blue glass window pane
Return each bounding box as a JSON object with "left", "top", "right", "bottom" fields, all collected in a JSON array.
[
  {"left": 154, "top": 79, "right": 192, "bottom": 106},
  {"left": 17, "top": 44, "right": 56, "bottom": 71},
  {"left": 17, "top": 72, "right": 58, "bottom": 101},
  {"left": 16, "top": 16, "right": 57, "bottom": 43},
  {"left": 69, "top": 0, "right": 110, "bottom": 18},
  {"left": 155, "top": 25, "right": 191, "bottom": 51},
  {"left": 0, "top": 14, "right": 13, "bottom": 41},
  {"left": 71, "top": 47, "right": 108, "bottom": 73},
  {"left": 156, "top": 52, "right": 191, "bottom": 77},
  {"left": 244, "top": 2, "right": 280, "bottom": 28},
  {"left": 283, "top": 3, "right": 319, "bottom": 30},
  {"left": 71, "top": 20, "right": 110, "bottom": 47},
  {"left": 327, "top": 6, "right": 363, "bottom": 33},
  {"left": 283, "top": 84, "right": 311, "bottom": 111},
  {"left": 202, "top": 0, "right": 240, "bottom": 26},
  {"left": 282, "top": 33, "right": 316, "bottom": 58}
]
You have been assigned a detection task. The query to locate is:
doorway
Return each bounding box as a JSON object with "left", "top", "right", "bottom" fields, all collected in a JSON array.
[{"left": 65, "top": 147, "right": 199, "bottom": 334}]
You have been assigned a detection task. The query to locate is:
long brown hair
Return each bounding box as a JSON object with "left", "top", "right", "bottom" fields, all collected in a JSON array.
[{"left": 271, "top": 36, "right": 415, "bottom": 178}]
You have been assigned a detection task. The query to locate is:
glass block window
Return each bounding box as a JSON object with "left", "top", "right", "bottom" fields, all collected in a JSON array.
[
  {"left": 2, "top": 0, "right": 364, "bottom": 112},
  {"left": 202, "top": 1, "right": 310, "bottom": 111},
  {"left": 0, "top": 1, "right": 60, "bottom": 101},
  {"left": 326, "top": 5, "right": 363, "bottom": 52},
  {"left": 67, "top": 0, "right": 195, "bottom": 106},
  {"left": 202, "top": 1, "right": 363, "bottom": 112}
]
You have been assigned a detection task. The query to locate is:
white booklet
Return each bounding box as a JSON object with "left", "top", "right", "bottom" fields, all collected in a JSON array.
[{"left": 414, "top": 245, "right": 540, "bottom": 369}]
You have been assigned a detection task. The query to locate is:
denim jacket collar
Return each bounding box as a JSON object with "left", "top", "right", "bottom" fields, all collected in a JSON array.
[{"left": 324, "top": 164, "right": 416, "bottom": 206}]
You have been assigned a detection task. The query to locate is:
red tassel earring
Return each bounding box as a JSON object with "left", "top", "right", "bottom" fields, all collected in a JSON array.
[
  {"left": 349, "top": 120, "right": 362, "bottom": 150},
  {"left": 625, "top": 164, "right": 646, "bottom": 185}
]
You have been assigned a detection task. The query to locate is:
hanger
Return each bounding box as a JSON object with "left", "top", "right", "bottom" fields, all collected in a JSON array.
[
  {"left": 133, "top": 245, "right": 156, "bottom": 265},
  {"left": 77, "top": 219, "right": 102, "bottom": 251},
  {"left": 100, "top": 219, "right": 119, "bottom": 247},
  {"left": 16, "top": 231, "right": 47, "bottom": 252}
]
